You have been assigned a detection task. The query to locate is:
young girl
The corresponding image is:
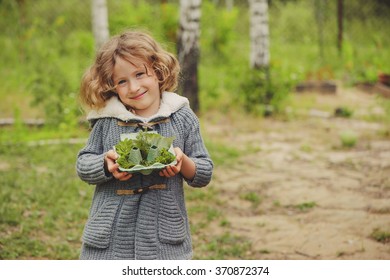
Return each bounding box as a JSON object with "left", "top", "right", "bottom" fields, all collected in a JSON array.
[{"left": 76, "top": 30, "right": 213, "bottom": 260}]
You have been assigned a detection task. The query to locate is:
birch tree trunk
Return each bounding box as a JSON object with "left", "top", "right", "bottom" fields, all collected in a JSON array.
[
  {"left": 249, "top": 0, "right": 270, "bottom": 69},
  {"left": 91, "top": 0, "right": 109, "bottom": 51},
  {"left": 177, "top": 0, "right": 201, "bottom": 113}
]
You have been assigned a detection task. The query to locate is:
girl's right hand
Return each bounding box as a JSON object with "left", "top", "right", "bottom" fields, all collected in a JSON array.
[{"left": 105, "top": 149, "right": 133, "bottom": 181}]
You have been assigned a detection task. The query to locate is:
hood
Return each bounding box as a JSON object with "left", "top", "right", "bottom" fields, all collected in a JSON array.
[{"left": 86, "top": 91, "right": 189, "bottom": 123}]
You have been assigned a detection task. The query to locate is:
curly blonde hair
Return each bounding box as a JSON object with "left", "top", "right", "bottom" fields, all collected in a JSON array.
[{"left": 80, "top": 30, "right": 180, "bottom": 109}]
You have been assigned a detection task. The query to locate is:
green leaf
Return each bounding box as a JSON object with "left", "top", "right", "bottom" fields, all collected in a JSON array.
[{"left": 115, "top": 131, "right": 175, "bottom": 170}]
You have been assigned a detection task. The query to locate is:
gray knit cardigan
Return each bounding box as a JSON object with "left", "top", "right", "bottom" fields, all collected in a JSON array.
[{"left": 76, "top": 92, "right": 213, "bottom": 260}]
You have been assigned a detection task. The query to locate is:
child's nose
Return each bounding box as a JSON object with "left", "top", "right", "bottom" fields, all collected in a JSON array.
[{"left": 129, "top": 80, "right": 140, "bottom": 93}]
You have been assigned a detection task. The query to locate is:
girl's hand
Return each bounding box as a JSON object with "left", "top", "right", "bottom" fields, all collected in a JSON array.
[
  {"left": 105, "top": 149, "right": 133, "bottom": 181},
  {"left": 159, "top": 147, "right": 183, "bottom": 178}
]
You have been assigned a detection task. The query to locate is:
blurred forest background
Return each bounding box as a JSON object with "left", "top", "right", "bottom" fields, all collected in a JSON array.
[
  {"left": 1, "top": 0, "right": 389, "bottom": 126},
  {"left": 0, "top": 0, "right": 390, "bottom": 259}
]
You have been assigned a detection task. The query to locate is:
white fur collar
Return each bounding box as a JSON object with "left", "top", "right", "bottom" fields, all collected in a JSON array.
[{"left": 86, "top": 91, "right": 189, "bottom": 122}]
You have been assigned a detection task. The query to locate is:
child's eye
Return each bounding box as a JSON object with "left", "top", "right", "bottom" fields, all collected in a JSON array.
[
  {"left": 136, "top": 72, "right": 145, "bottom": 78},
  {"left": 117, "top": 80, "right": 127, "bottom": 86}
]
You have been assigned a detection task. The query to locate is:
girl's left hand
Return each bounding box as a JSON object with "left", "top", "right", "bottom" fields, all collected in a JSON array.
[{"left": 159, "top": 147, "right": 183, "bottom": 178}]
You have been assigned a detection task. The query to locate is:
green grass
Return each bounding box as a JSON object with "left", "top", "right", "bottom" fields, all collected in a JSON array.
[
  {"left": 294, "top": 201, "right": 317, "bottom": 211},
  {"left": 194, "top": 232, "right": 252, "bottom": 260},
  {"left": 240, "top": 192, "right": 262, "bottom": 208},
  {"left": 370, "top": 228, "right": 390, "bottom": 244},
  {"left": 0, "top": 123, "right": 90, "bottom": 143},
  {"left": 0, "top": 142, "right": 93, "bottom": 259},
  {"left": 203, "top": 139, "right": 241, "bottom": 166}
]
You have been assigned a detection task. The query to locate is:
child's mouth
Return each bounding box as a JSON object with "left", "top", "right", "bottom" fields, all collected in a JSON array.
[{"left": 131, "top": 92, "right": 146, "bottom": 100}]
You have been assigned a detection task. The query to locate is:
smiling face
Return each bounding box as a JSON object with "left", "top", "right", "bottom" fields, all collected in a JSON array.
[{"left": 113, "top": 57, "right": 161, "bottom": 117}]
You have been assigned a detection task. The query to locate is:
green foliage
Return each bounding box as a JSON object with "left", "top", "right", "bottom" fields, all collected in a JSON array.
[
  {"left": 199, "top": 2, "right": 299, "bottom": 115},
  {"left": 115, "top": 139, "right": 139, "bottom": 169},
  {"left": 271, "top": 0, "right": 319, "bottom": 45},
  {"left": 238, "top": 67, "right": 294, "bottom": 116},
  {"left": 29, "top": 56, "right": 78, "bottom": 126},
  {"left": 199, "top": 3, "right": 248, "bottom": 113},
  {"left": 270, "top": 0, "right": 390, "bottom": 87},
  {"left": 0, "top": 0, "right": 93, "bottom": 126},
  {"left": 154, "top": 148, "right": 176, "bottom": 165},
  {"left": 201, "top": 2, "right": 240, "bottom": 59},
  {"left": 339, "top": 130, "right": 358, "bottom": 148},
  {"left": 2, "top": 0, "right": 390, "bottom": 123},
  {"left": 108, "top": 1, "right": 178, "bottom": 51},
  {"left": 115, "top": 131, "right": 175, "bottom": 169},
  {"left": 334, "top": 107, "right": 354, "bottom": 118}
]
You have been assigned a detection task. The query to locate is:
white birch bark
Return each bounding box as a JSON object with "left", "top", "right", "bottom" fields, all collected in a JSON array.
[
  {"left": 91, "top": 0, "right": 109, "bottom": 50},
  {"left": 177, "top": 0, "right": 201, "bottom": 112},
  {"left": 249, "top": 0, "right": 270, "bottom": 69},
  {"left": 178, "top": 0, "right": 201, "bottom": 62}
]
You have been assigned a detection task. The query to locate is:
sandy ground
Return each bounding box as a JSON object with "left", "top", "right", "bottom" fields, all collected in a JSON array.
[{"left": 202, "top": 86, "right": 390, "bottom": 259}]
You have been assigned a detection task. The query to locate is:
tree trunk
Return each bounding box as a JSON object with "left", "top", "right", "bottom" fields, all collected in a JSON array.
[
  {"left": 337, "top": 0, "right": 344, "bottom": 54},
  {"left": 177, "top": 0, "right": 201, "bottom": 113},
  {"left": 249, "top": 0, "right": 270, "bottom": 69},
  {"left": 91, "top": 0, "right": 109, "bottom": 51}
]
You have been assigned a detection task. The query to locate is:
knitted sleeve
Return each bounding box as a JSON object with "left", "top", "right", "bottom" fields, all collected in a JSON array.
[
  {"left": 76, "top": 119, "right": 113, "bottom": 185},
  {"left": 175, "top": 106, "right": 213, "bottom": 188}
]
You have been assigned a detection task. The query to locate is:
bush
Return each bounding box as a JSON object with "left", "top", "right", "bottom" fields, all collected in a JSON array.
[{"left": 237, "top": 66, "right": 294, "bottom": 116}]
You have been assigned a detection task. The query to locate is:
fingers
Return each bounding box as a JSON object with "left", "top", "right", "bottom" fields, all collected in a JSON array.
[
  {"left": 105, "top": 150, "right": 132, "bottom": 181},
  {"left": 115, "top": 171, "right": 133, "bottom": 181},
  {"left": 105, "top": 150, "right": 118, "bottom": 173},
  {"left": 108, "top": 147, "right": 185, "bottom": 179},
  {"left": 173, "top": 147, "right": 183, "bottom": 162},
  {"left": 106, "top": 149, "right": 118, "bottom": 161},
  {"left": 159, "top": 147, "right": 184, "bottom": 178},
  {"left": 112, "top": 165, "right": 133, "bottom": 181},
  {"left": 159, "top": 165, "right": 178, "bottom": 177}
]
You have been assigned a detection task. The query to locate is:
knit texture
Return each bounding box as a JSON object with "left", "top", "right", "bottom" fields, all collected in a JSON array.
[{"left": 76, "top": 92, "right": 213, "bottom": 259}]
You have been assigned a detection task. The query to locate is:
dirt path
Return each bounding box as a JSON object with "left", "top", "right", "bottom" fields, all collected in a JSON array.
[{"left": 202, "top": 86, "right": 390, "bottom": 259}]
